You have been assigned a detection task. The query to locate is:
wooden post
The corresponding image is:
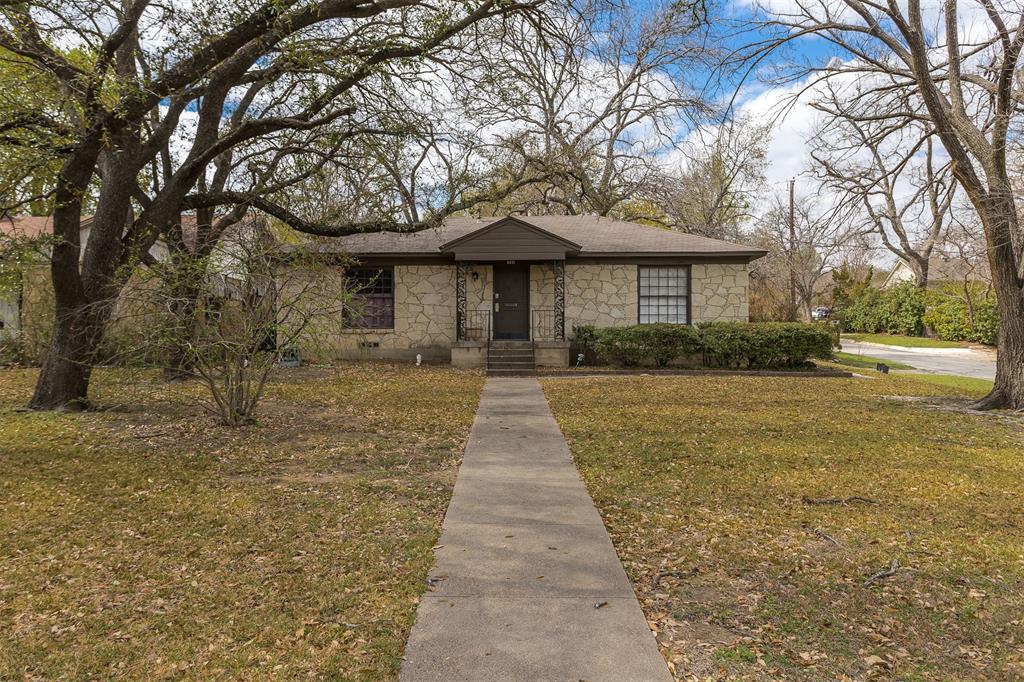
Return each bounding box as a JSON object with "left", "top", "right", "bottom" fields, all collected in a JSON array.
[{"left": 788, "top": 179, "right": 797, "bottom": 321}]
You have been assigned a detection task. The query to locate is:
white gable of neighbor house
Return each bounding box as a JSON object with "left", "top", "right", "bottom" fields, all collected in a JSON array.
[
  {"left": 79, "top": 225, "right": 170, "bottom": 264},
  {"left": 883, "top": 261, "right": 916, "bottom": 288}
]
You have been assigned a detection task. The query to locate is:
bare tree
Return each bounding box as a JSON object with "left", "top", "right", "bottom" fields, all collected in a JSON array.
[
  {"left": 938, "top": 201, "right": 996, "bottom": 331},
  {"left": 809, "top": 81, "right": 956, "bottom": 287},
  {"left": 460, "top": 1, "right": 712, "bottom": 219},
  {"left": 659, "top": 116, "right": 771, "bottom": 239},
  {"left": 129, "top": 218, "right": 350, "bottom": 426},
  {"left": 745, "top": 0, "right": 1024, "bottom": 408},
  {"left": 0, "top": 0, "right": 548, "bottom": 410},
  {"left": 751, "top": 191, "right": 856, "bottom": 320}
]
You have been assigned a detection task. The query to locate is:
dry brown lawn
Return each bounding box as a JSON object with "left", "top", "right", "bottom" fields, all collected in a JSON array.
[
  {"left": 0, "top": 364, "right": 483, "bottom": 680},
  {"left": 544, "top": 372, "right": 1024, "bottom": 681}
]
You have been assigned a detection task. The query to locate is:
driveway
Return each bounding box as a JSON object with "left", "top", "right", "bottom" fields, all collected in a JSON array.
[{"left": 840, "top": 339, "right": 996, "bottom": 380}]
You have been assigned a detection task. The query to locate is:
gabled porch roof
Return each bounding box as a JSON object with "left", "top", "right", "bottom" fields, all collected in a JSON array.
[{"left": 440, "top": 217, "right": 581, "bottom": 261}]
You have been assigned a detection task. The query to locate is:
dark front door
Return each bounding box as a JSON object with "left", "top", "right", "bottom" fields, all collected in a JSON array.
[{"left": 493, "top": 264, "right": 530, "bottom": 339}]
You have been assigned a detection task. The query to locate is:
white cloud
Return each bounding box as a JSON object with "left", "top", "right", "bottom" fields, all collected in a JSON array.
[
  {"left": 735, "top": 79, "right": 822, "bottom": 191},
  {"left": 728, "top": 67, "right": 964, "bottom": 267}
]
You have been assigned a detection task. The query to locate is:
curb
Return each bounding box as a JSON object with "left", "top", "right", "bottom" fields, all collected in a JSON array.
[
  {"left": 538, "top": 368, "right": 854, "bottom": 379},
  {"left": 842, "top": 340, "right": 975, "bottom": 355}
]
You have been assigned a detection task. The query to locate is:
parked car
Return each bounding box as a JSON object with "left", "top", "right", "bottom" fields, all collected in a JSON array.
[{"left": 811, "top": 306, "right": 833, "bottom": 321}]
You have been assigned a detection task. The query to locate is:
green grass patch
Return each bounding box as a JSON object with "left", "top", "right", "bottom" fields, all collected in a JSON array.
[
  {"left": 902, "top": 373, "right": 995, "bottom": 397},
  {"left": 0, "top": 364, "right": 484, "bottom": 680},
  {"left": 714, "top": 645, "right": 758, "bottom": 664},
  {"left": 832, "top": 351, "right": 915, "bottom": 370},
  {"left": 844, "top": 333, "right": 966, "bottom": 348},
  {"left": 543, "top": 373, "right": 1024, "bottom": 680}
]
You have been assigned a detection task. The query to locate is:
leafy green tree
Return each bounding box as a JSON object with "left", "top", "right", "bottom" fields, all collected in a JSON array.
[
  {"left": 924, "top": 284, "right": 999, "bottom": 346},
  {"left": 883, "top": 283, "right": 926, "bottom": 336},
  {"left": 0, "top": 0, "right": 549, "bottom": 410},
  {"left": 0, "top": 48, "right": 75, "bottom": 215},
  {"left": 830, "top": 264, "right": 873, "bottom": 312}
]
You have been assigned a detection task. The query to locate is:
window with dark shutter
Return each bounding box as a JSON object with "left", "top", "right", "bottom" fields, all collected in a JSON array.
[{"left": 344, "top": 267, "right": 395, "bottom": 329}]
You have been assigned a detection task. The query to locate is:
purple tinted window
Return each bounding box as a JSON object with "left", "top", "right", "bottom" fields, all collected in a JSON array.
[{"left": 345, "top": 268, "right": 394, "bottom": 329}]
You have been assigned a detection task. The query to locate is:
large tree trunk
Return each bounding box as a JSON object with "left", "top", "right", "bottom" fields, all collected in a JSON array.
[
  {"left": 162, "top": 286, "right": 200, "bottom": 381},
  {"left": 28, "top": 137, "right": 104, "bottom": 410},
  {"left": 978, "top": 298, "right": 1024, "bottom": 410},
  {"left": 29, "top": 133, "right": 136, "bottom": 410},
  {"left": 914, "top": 256, "right": 929, "bottom": 289},
  {"left": 160, "top": 218, "right": 209, "bottom": 382},
  {"left": 28, "top": 302, "right": 109, "bottom": 410},
  {"left": 973, "top": 199, "right": 1024, "bottom": 410},
  {"left": 975, "top": 288, "right": 1024, "bottom": 411}
]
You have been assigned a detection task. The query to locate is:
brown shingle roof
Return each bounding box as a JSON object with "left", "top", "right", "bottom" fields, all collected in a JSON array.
[
  {"left": 310, "top": 215, "right": 766, "bottom": 258},
  {"left": 0, "top": 215, "right": 77, "bottom": 239},
  {"left": 1, "top": 214, "right": 202, "bottom": 250},
  {"left": 925, "top": 252, "right": 990, "bottom": 283}
]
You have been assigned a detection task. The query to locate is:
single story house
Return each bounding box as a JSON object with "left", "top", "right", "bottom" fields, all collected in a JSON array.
[{"left": 303, "top": 215, "right": 766, "bottom": 368}]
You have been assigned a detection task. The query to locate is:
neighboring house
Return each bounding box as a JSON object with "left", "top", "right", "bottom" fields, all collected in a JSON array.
[
  {"left": 0, "top": 215, "right": 190, "bottom": 355},
  {"left": 0, "top": 295, "right": 17, "bottom": 336},
  {"left": 883, "top": 251, "right": 991, "bottom": 289},
  {"left": 300, "top": 215, "right": 766, "bottom": 368},
  {"left": 1, "top": 216, "right": 59, "bottom": 340}
]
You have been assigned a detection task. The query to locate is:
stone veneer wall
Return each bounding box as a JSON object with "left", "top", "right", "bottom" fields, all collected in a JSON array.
[
  {"left": 691, "top": 263, "right": 749, "bottom": 323},
  {"left": 304, "top": 261, "right": 749, "bottom": 360},
  {"left": 323, "top": 264, "right": 494, "bottom": 359},
  {"left": 466, "top": 264, "right": 492, "bottom": 317},
  {"left": 530, "top": 263, "right": 556, "bottom": 310},
  {"left": 563, "top": 264, "right": 638, "bottom": 330}
]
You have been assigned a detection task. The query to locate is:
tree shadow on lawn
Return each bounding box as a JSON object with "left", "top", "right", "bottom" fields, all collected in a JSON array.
[{"left": 0, "top": 364, "right": 483, "bottom": 680}]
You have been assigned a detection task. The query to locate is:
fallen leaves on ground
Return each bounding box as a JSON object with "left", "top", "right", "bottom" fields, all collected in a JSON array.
[
  {"left": 0, "top": 364, "right": 483, "bottom": 680},
  {"left": 543, "top": 373, "right": 1024, "bottom": 681}
]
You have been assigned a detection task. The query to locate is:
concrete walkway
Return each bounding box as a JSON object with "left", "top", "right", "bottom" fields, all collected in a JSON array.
[{"left": 400, "top": 378, "right": 671, "bottom": 681}]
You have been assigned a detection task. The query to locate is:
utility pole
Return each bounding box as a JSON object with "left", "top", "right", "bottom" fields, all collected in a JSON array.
[{"left": 788, "top": 179, "right": 797, "bottom": 321}]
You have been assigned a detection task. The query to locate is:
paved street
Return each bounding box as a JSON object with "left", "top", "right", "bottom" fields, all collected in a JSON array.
[{"left": 841, "top": 339, "right": 997, "bottom": 380}]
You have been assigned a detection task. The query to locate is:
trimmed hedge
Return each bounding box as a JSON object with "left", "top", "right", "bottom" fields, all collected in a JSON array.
[
  {"left": 838, "top": 280, "right": 998, "bottom": 346},
  {"left": 844, "top": 282, "right": 925, "bottom": 336},
  {"left": 700, "top": 322, "right": 833, "bottom": 369},
  {"left": 590, "top": 322, "right": 831, "bottom": 369},
  {"left": 594, "top": 323, "right": 702, "bottom": 367}
]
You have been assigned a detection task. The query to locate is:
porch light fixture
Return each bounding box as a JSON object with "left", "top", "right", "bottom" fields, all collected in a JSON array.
[{"left": 471, "top": 271, "right": 479, "bottom": 281}]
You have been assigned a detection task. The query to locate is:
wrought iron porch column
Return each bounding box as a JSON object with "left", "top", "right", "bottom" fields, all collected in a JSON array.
[
  {"left": 553, "top": 259, "right": 565, "bottom": 341},
  {"left": 456, "top": 262, "right": 470, "bottom": 341}
]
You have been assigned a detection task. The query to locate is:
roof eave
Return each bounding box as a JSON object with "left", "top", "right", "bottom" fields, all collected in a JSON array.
[
  {"left": 439, "top": 216, "right": 582, "bottom": 252},
  {"left": 576, "top": 250, "right": 767, "bottom": 260}
]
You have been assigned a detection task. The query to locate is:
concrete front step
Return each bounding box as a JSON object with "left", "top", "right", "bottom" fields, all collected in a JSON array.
[
  {"left": 487, "top": 358, "right": 536, "bottom": 368},
  {"left": 486, "top": 368, "right": 538, "bottom": 376},
  {"left": 488, "top": 342, "right": 536, "bottom": 374},
  {"left": 488, "top": 353, "right": 536, "bottom": 362}
]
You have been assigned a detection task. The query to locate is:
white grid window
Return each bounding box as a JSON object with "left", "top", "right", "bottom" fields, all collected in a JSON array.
[{"left": 639, "top": 266, "right": 689, "bottom": 324}]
